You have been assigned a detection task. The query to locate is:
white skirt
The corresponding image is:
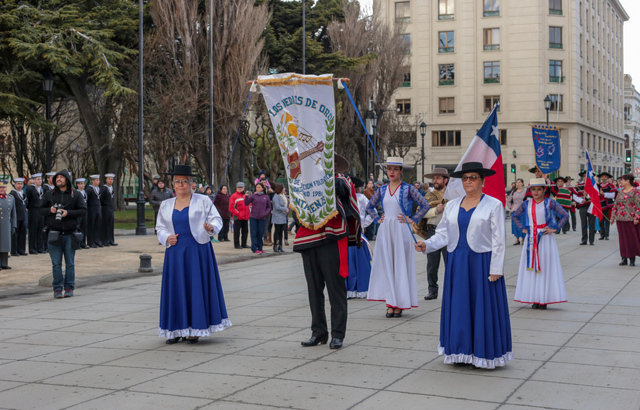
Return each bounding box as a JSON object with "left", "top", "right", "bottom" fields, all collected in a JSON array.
[
  {"left": 367, "top": 218, "right": 418, "bottom": 309},
  {"left": 514, "top": 233, "right": 567, "bottom": 305}
]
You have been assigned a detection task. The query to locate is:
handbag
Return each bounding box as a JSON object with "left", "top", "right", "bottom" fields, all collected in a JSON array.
[
  {"left": 71, "top": 229, "right": 84, "bottom": 250},
  {"left": 47, "top": 230, "right": 61, "bottom": 246}
]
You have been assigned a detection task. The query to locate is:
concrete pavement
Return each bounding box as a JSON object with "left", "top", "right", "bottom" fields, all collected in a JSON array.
[{"left": 0, "top": 227, "right": 640, "bottom": 409}]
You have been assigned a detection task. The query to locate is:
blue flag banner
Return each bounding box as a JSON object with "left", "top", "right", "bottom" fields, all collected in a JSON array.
[{"left": 532, "top": 125, "right": 561, "bottom": 174}]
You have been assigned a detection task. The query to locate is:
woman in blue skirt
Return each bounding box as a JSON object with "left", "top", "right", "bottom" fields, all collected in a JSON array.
[
  {"left": 156, "top": 165, "right": 231, "bottom": 344},
  {"left": 416, "top": 162, "right": 512, "bottom": 369}
]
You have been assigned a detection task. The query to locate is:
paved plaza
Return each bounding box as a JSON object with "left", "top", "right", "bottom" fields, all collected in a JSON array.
[{"left": 0, "top": 228, "right": 640, "bottom": 410}]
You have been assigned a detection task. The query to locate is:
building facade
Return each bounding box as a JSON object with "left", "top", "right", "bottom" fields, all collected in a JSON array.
[
  {"left": 624, "top": 74, "right": 640, "bottom": 171},
  {"left": 379, "top": 0, "right": 628, "bottom": 183}
]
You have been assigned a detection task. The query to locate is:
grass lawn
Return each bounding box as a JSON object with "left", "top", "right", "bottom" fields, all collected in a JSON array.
[{"left": 114, "top": 208, "right": 155, "bottom": 230}]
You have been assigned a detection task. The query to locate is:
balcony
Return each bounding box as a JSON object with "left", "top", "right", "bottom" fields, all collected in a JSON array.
[
  {"left": 550, "top": 8, "right": 563, "bottom": 15},
  {"left": 550, "top": 43, "right": 563, "bottom": 49},
  {"left": 439, "top": 79, "right": 455, "bottom": 86},
  {"left": 550, "top": 76, "right": 566, "bottom": 83},
  {"left": 402, "top": 81, "right": 411, "bottom": 87},
  {"left": 438, "top": 14, "right": 454, "bottom": 20},
  {"left": 483, "top": 44, "right": 500, "bottom": 51},
  {"left": 483, "top": 11, "right": 500, "bottom": 17},
  {"left": 484, "top": 77, "right": 500, "bottom": 84},
  {"left": 439, "top": 47, "right": 454, "bottom": 53},
  {"left": 395, "top": 17, "right": 411, "bottom": 24}
]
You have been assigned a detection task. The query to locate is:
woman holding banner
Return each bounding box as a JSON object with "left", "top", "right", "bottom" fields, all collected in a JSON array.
[{"left": 366, "top": 157, "right": 430, "bottom": 318}]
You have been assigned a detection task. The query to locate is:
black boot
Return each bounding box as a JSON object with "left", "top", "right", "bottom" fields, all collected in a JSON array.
[
  {"left": 273, "top": 243, "right": 278, "bottom": 253},
  {"left": 631, "top": 257, "right": 636, "bottom": 267},
  {"left": 278, "top": 245, "right": 285, "bottom": 253},
  {"left": 620, "top": 258, "right": 628, "bottom": 266}
]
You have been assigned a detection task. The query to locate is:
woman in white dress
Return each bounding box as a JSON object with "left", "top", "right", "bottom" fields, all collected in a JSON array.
[
  {"left": 512, "top": 178, "right": 569, "bottom": 309},
  {"left": 366, "top": 157, "right": 430, "bottom": 317}
]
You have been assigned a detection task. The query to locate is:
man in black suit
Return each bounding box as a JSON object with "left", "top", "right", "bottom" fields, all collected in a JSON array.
[
  {"left": 75, "top": 178, "right": 89, "bottom": 249},
  {"left": 10, "top": 178, "right": 28, "bottom": 256},
  {"left": 25, "top": 173, "right": 45, "bottom": 254},
  {"left": 86, "top": 175, "right": 103, "bottom": 247},
  {"left": 100, "top": 173, "right": 117, "bottom": 246}
]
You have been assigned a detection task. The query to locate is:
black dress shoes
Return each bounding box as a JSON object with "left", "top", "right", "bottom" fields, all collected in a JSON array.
[
  {"left": 110, "top": 243, "right": 118, "bottom": 246},
  {"left": 579, "top": 242, "right": 587, "bottom": 245},
  {"left": 90, "top": 245, "right": 98, "bottom": 248},
  {"left": 329, "top": 338, "right": 343, "bottom": 349},
  {"left": 0, "top": 266, "right": 9, "bottom": 270},
  {"left": 424, "top": 293, "right": 438, "bottom": 300},
  {"left": 620, "top": 258, "right": 628, "bottom": 266},
  {"left": 631, "top": 257, "right": 636, "bottom": 267},
  {"left": 301, "top": 335, "right": 328, "bottom": 347}
]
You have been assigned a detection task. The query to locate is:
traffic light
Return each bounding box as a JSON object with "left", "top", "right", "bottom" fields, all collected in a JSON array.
[
  {"left": 626, "top": 149, "right": 632, "bottom": 163},
  {"left": 511, "top": 164, "right": 516, "bottom": 173}
]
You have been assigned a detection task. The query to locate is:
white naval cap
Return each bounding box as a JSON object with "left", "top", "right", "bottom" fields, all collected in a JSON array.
[
  {"left": 76, "top": 178, "right": 86, "bottom": 183},
  {"left": 45, "top": 172, "right": 56, "bottom": 176},
  {"left": 90, "top": 174, "right": 101, "bottom": 180},
  {"left": 14, "top": 178, "right": 25, "bottom": 183},
  {"left": 105, "top": 173, "right": 116, "bottom": 178},
  {"left": 31, "top": 173, "right": 42, "bottom": 178}
]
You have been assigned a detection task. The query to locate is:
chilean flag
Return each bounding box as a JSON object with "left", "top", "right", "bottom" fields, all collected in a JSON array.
[
  {"left": 444, "top": 103, "right": 506, "bottom": 205},
  {"left": 584, "top": 150, "right": 603, "bottom": 220}
]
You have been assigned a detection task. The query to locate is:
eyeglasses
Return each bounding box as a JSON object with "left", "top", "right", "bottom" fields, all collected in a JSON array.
[
  {"left": 462, "top": 175, "right": 481, "bottom": 182},
  {"left": 173, "top": 179, "right": 190, "bottom": 185}
]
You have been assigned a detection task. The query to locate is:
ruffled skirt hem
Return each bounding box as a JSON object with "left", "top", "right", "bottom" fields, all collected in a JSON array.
[
  {"left": 158, "top": 319, "right": 232, "bottom": 339},
  {"left": 438, "top": 344, "right": 513, "bottom": 369},
  {"left": 347, "top": 291, "right": 368, "bottom": 299}
]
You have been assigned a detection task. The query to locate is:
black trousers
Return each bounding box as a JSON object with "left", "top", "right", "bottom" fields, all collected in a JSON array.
[
  {"left": 12, "top": 220, "right": 27, "bottom": 255},
  {"left": 273, "top": 223, "right": 285, "bottom": 247},
  {"left": 101, "top": 207, "right": 115, "bottom": 245},
  {"left": 78, "top": 216, "right": 88, "bottom": 246},
  {"left": 233, "top": 219, "right": 248, "bottom": 247},
  {"left": 579, "top": 207, "right": 595, "bottom": 244},
  {"left": 301, "top": 240, "right": 347, "bottom": 339},
  {"left": 600, "top": 210, "right": 611, "bottom": 238},
  {"left": 218, "top": 219, "right": 230, "bottom": 241},
  {"left": 570, "top": 209, "right": 577, "bottom": 230},
  {"left": 27, "top": 208, "right": 44, "bottom": 253},
  {"left": 87, "top": 207, "right": 102, "bottom": 246},
  {"left": 426, "top": 228, "right": 447, "bottom": 295},
  {"left": 0, "top": 252, "right": 8, "bottom": 268}
]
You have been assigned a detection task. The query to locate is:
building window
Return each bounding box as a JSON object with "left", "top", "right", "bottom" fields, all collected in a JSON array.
[
  {"left": 581, "top": 131, "right": 584, "bottom": 147},
  {"left": 399, "top": 34, "right": 411, "bottom": 54},
  {"left": 432, "top": 130, "right": 461, "bottom": 147},
  {"left": 483, "top": 28, "right": 500, "bottom": 50},
  {"left": 438, "top": 64, "right": 455, "bottom": 86},
  {"left": 587, "top": 133, "right": 590, "bottom": 149},
  {"left": 403, "top": 67, "right": 411, "bottom": 87},
  {"left": 439, "top": 31, "right": 455, "bottom": 53},
  {"left": 549, "top": 0, "right": 562, "bottom": 15},
  {"left": 484, "top": 0, "right": 500, "bottom": 17},
  {"left": 438, "top": 0, "right": 454, "bottom": 20},
  {"left": 439, "top": 97, "right": 455, "bottom": 114},
  {"left": 484, "top": 61, "right": 500, "bottom": 83},
  {"left": 484, "top": 95, "right": 500, "bottom": 112},
  {"left": 500, "top": 129, "right": 507, "bottom": 145},
  {"left": 549, "top": 26, "right": 563, "bottom": 49},
  {"left": 549, "top": 94, "right": 563, "bottom": 111},
  {"left": 396, "top": 99, "right": 411, "bottom": 115},
  {"left": 549, "top": 60, "right": 564, "bottom": 83},
  {"left": 395, "top": 1, "right": 411, "bottom": 22}
]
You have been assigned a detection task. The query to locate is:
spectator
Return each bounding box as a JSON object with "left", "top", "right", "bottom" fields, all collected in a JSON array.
[
  {"left": 214, "top": 185, "right": 231, "bottom": 242},
  {"left": 245, "top": 182, "right": 271, "bottom": 254},
  {"left": 150, "top": 180, "right": 174, "bottom": 234},
  {"left": 506, "top": 182, "right": 516, "bottom": 195},
  {"left": 363, "top": 180, "right": 375, "bottom": 200},
  {"left": 152, "top": 175, "right": 161, "bottom": 190},
  {"left": 271, "top": 183, "right": 288, "bottom": 253},
  {"left": 229, "top": 182, "right": 250, "bottom": 249},
  {"left": 39, "top": 170, "right": 87, "bottom": 299},
  {"left": 254, "top": 170, "right": 271, "bottom": 190},
  {"left": 413, "top": 181, "right": 426, "bottom": 196}
]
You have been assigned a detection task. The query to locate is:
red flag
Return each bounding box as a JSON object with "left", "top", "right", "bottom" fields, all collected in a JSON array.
[{"left": 584, "top": 150, "right": 603, "bottom": 220}]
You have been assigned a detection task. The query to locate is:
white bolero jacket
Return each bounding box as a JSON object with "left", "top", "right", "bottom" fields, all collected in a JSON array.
[
  {"left": 422, "top": 195, "right": 506, "bottom": 276},
  {"left": 156, "top": 194, "right": 222, "bottom": 247}
]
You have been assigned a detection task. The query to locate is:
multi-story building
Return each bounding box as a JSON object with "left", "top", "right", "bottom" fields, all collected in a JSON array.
[
  {"left": 624, "top": 74, "right": 640, "bottom": 171},
  {"left": 379, "top": 0, "right": 629, "bottom": 183}
]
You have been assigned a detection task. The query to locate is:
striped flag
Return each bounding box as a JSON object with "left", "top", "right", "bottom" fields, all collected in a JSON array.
[{"left": 584, "top": 150, "right": 603, "bottom": 220}]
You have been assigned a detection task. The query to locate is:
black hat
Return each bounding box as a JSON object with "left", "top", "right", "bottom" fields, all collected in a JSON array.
[
  {"left": 528, "top": 165, "right": 541, "bottom": 174},
  {"left": 554, "top": 176, "right": 567, "bottom": 183},
  {"left": 599, "top": 171, "right": 613, "bottom": 178},
  {"left": 578, "top": 170, "right": 586, "bottom": 177},
  {"left": 450, "top": 162, "right": 497, "bottom": 178},
  {"left": 345, "top": 174, "right": 364, "bottom": 189},
  {"left": 335, "top": 154, "right": 350, "bottom": 173},
  {"left": 165, "top": 164, "right": 198, "bottom": 177}
]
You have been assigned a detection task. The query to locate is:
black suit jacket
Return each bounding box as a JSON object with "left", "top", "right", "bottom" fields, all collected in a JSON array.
[
  {"left": 10, "top": 190, "right": 28, "bottom": 221},
  {"left": 25, "top": 185, "right": 42, "bottom": 210},
  {"left": 86, "top": 185, "right": 101, "bottom": 208}
]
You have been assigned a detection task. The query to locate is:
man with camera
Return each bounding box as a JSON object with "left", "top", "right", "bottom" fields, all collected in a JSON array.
[{"left": 40, "top": 170, "right": 87, "bottom": 299}]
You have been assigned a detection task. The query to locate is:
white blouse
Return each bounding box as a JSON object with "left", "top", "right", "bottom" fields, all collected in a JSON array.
[
  {"left": 421, "top": 195, "right": 506, "bottom": 276},
  {"left": 156, "top": 194, "right": 222, "bottom": 247}
]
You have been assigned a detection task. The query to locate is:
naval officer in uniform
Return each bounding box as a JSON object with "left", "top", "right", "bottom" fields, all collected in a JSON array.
[
  {"left": 10, "top": 178, "right": 28, "bottom": 256},
  {"left": 86, "top": 175, "right": 103, "bottom": 247},
  {"left": 0, "top": 179, "right": 17, "bottom": 270},
  {"left": 26, "top": 173, "right": 45, "bottom": 254},
  {"left": 100, "top": 173, "right": 117, "bottom": 246},
  {"left": 75, "top": 178, "right": 89, "bottom": 249}
]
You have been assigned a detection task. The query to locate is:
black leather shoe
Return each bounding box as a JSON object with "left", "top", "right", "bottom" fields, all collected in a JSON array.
[
  {"left": 1, "top": 266, "right": 10, "bottom": 270},
  {"left": 165, "top": 337, "right": 183, "bottom": 345},
  {"left": 11, "top": 253, "right": 19, "bottom": 257},
  {"left": 599, "top": 237, "right": 605, "bottom": 240},
  {"left": 90, "top": 245, "right": 98, "bottom": 248},
  {"left": 98, "top": 244, "right": 104, "bottom": 247},
  {"left": 329, "top": 338, "right": 343, "bottom": 349},
  {"left": 532, "top": 303, "right": 539, "bottom": 309},
  {"left": 579, "top": 242, "right": 587, "bottom": 245},
  {"left": 424, "top": 293, "right": 438, "bottom": 300},
  {"left": 301, "top": 335, "right": 328, "bottom": 347},
  {"left": 620, "top": 258, "right": 628, "bottom": 266},
  {"left": 234, "top": 246, "right": 242, "bottom": 249},
  {"left": 631, "top": 258, "right": 636, "bottom": 267},
  {"left": 539, "top": 304, "right": 547, "bottom": 310},
  {"left": 242, "top": 245, "right": 250, "bottom": 249},
  {"left": 110, "top": 243, "right": 118, "bottom": 246}
]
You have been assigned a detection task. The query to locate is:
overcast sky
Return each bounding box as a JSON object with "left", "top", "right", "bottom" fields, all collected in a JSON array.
[{"left": 355, "top": 0, "right": 639, "bottom": 83}]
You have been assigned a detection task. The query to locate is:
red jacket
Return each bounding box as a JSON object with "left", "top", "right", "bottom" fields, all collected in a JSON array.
[{"left": 229, "top": 191, "right": 250, "bottom": 220}]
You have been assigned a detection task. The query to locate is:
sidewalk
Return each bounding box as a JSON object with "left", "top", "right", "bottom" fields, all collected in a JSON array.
[{"left": 0, "top": 228, "right": 639, "bottom": 409}]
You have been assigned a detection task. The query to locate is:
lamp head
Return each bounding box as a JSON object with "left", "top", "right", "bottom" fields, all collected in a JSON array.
[{"left": 544, "top": 95, "right": 552, "bottom": 111}]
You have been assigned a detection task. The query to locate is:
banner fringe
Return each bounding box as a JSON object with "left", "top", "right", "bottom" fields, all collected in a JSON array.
[
  {"left": 289, "top": 204, "right": 339, "bottom": 231},
  {"left": 257, "top": 74, "right": 333, "bottom": 87}
]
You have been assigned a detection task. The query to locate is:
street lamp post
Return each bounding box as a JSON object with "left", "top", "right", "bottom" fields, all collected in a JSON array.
[
  {"left": 420, "top": 122, "right": 427, "bottom": 183},
  {"left": 17, "top": 121, "right": 24, "bottom": 177},
  {"left": 75, "top": 144, "right": 81, "bottom": 177},
  {"left": 371, "top": 111, "right": 378, "bottom": 179},
  {"left": 42, "top": 71, "right": 54, "bottom": 174},
  {"left": 209, "top": 0, "right": 214, "bottom": 187},
  {"left": 136, "top": 0, "right": 147, "bottom": 236},
  {"left": 544, "top": 95, "right": 552, "bottom": 126}
]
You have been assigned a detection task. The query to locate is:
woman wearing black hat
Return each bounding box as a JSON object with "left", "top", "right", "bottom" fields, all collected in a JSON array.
[
  {"left": 415, "top": 162, "right": 512, "bottom": 369},
  {"left": 156, "top": 165, "right": 231, "bottom": 344}
]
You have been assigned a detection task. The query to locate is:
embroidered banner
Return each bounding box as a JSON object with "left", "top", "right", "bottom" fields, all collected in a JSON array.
[
  {"left": 257, "top": 73, "right": 337, "bottom": 230},
  {"left": 532, "top": 125, "right": 561, "bottom": 174}
]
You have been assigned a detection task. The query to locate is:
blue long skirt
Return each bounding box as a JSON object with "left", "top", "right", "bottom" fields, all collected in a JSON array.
[
  {"left": 346, "top": 242, "right": 372, "bottom": 299},
  {"left": 159, "top": 207, "right": 231, "bottom": 338},
  {"left": 439, "top": 206, "right": 513, "bottom": 368}
]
